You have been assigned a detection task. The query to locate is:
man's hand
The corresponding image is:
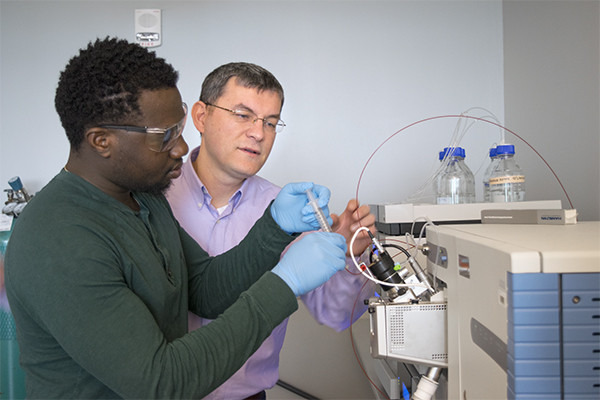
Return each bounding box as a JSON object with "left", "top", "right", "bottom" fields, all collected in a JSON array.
[
  {"left": 271, "top": 182, "right": 332, "bottom": 235},
  {"left": 330, "top": 199, "right": 376, "bottom": 257},
  {"left": 272, "top": 232, "right": 347, "bottom": 296}
]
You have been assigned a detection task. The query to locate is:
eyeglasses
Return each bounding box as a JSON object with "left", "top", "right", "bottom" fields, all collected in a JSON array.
[
  {"left": 205, "top": 103, "right": 285, "bottom": 134},
  {"left": 100, "top": 102, "right": 188, "bottom": 152}
]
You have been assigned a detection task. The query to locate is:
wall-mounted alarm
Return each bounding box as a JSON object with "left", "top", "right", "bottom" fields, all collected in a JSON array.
[{"left": 135, "top": 9, "right": 161, "bottom": 47}]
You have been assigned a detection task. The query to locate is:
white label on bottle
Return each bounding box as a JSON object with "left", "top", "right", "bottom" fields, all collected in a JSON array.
[
  {"left": 0, "top": 214, "right": 13, "bottom": 232},
  {"left": 489, "top": 175, "right": 525, "bottom": 185}
]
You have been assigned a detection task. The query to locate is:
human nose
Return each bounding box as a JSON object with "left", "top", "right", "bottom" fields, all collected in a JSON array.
[
  {"left": 170, "top": 135, "right": 189, "bottom": 158},
  {"left": 247, "top": 118, "right": 265, "bottom": 141}
]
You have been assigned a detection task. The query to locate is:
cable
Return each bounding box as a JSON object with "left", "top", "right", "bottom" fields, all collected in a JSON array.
[
  {"left": 344, "top": 227, "right": 371, "bottom": 275},
  {"left": 349, "top": 227, "right": 428, "bottom": 290},
  {"left": 381, "top": 243, "right": 411, "bottom": 259},
  {"left": 349, "top": 279, "right": 392, "bottom": 400},
  {"left": 275, "top": 380, "right": 320, "bottom": 400},
  {"left": 406, "top": 216, "right": 440, "bottom": 289}
]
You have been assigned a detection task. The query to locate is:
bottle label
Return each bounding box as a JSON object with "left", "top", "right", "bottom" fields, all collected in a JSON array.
[
  {"left": 489, "top": 175, "right": 525, "bottom": 185},
  {"left": 0, "top": 214, "right": 13, "bottom": 232}
]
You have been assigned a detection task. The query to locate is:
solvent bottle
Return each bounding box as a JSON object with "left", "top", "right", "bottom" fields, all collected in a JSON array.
[
  {"left": 482, "top": 147, "right": 498, "bottom": 203},
  {"left": 489, "top": 144, "right": 525, "bottom": 202},
  {"left": 434, "top": 147, "right": 476, "bottom": 204}
]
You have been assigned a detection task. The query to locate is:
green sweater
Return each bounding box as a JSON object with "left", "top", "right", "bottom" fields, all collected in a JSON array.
[{"left": 5, "top": 170, "right": 298, "bottom": 399}]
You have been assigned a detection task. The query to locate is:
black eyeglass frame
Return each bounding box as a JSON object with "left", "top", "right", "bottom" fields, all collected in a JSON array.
[
  {"left": 99, "top": 102, "right": 188, "bottom": 152},
  {"left": 204, "top": 102, "right": 286, "bottom": 134}
]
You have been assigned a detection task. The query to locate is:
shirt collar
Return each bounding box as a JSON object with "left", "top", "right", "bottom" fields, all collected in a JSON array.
[{"left": 188, "top": 145, "right": 247, "bottom": 212}]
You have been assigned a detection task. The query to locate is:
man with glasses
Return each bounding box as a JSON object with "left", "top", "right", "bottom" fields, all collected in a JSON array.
[
  {"left": 167, "top": 62, "right": 377, "bottom": 400},
  {"left": 4, "top": 38, "right": 350, "bottom": 399}
]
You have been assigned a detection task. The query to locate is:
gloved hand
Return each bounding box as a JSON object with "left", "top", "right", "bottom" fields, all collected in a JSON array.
[
  {"left": 271, "top": 182, "right": 332, "bottom": 234},
  {"left": 272, "top": 232, "right": 347, "bottom": 296}
]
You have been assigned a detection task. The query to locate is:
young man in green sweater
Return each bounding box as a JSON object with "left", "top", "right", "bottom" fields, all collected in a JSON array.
[{"left": 4, "top": 37, "right": 347, "bottom": 399}]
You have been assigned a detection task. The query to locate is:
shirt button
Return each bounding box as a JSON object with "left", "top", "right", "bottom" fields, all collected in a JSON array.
[{"left": 167, "top": 269, "right": 173, "bottom": 277}]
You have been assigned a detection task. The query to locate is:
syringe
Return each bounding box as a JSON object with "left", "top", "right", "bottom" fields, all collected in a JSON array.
[{"left": 305, "top": 187, "right": 333, "bottom": 233}]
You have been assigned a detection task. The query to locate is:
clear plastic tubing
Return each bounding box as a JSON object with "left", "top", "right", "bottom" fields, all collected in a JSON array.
[{"left": 305, "top": 188, "right": 333, "bottom": 233}]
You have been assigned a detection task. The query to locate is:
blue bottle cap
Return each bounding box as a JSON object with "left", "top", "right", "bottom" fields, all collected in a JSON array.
[
  {"left": 8, "top": 176, "right": 23, "bottom": 191},
  {"left": 496, "top": 144, "right": 515, "bottom": 155},
  {"left": 440, "top": 147, "right": 465, "bottom": 159},
  {"left": 489, "top": 147, "right": 497, "bottom": 157}
]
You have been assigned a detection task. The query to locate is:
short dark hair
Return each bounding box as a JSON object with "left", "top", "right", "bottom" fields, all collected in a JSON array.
[
  {"left": 199, "top": 62, "right": 284, "bottom": 109},
  {"left": 55, "top": 37, "right": 179, "bottom": 151}
]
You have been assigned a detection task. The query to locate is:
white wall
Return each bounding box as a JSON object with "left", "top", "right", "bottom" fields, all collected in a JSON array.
[
  {"left": 503, "top": 0, "right": 600, "bottom": 222},
  {"left": 0, "top": 0, "right": 505, "bottom": 217}
]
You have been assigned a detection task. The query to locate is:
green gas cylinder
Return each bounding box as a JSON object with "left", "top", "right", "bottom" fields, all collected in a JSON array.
[{"left": 1, "top": 203, "right": 26, "bottom": 399}]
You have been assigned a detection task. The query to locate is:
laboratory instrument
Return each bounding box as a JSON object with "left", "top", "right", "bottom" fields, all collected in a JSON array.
[
  {"left": 305, "top": 187, "right": 333, "bottom": 233},
  {"left": 361, "top": 228, "right": 446, "bottom": 400},
  {"left": 370, "top": 199, "right": 562, "bottom": 236},
  {"left": 424, "top": 222, "right": 599, "bottom": 400},
  {"left": 362, "top": 205, "right": 599, "bottom": 400},
  {"left": 347, "top": 106, "right": 586, "bottom": 398}
]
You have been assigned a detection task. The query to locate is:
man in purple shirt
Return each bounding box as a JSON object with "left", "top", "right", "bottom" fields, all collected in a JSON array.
[{"left": 167, "top": 62, "right": 376, "bottom": 399}]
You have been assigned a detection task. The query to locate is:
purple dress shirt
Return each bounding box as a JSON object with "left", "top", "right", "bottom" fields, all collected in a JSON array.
[{"left": 166, "top": 146, "right": 374, "bottom": 399}]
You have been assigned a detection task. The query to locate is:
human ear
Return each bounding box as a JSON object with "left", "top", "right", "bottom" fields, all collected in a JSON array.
[
  {"left": 85, "top": 127, "right": 114, "bottom": 158},
  {"left": 191, "top": 101, "right": 207, "bottom": 134}
]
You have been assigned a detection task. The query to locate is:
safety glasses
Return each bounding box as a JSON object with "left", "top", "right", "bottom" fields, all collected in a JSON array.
[{"left": 100, "top": 102, "right": 188, "bottom": 152}]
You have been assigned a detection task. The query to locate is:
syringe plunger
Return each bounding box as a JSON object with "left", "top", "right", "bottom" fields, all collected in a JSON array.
[{"left": 305, "top": 188, "right": 333, "bottom": 233}]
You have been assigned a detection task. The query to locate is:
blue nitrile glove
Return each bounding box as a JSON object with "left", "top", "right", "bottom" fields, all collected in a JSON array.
[
  {"left": 271, "top": 182, "right": 332, "bottom": 234},
  {"left": 272, "top": 232, "right": 347, "bottom": 296}
]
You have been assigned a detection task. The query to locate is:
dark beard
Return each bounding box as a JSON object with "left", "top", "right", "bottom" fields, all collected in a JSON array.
[
  {"left": 139, "top": 179, "right": 173, "bottom": 197},
  {"left": 126, "top": 178, "right": 172, "bottom": 197}
]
